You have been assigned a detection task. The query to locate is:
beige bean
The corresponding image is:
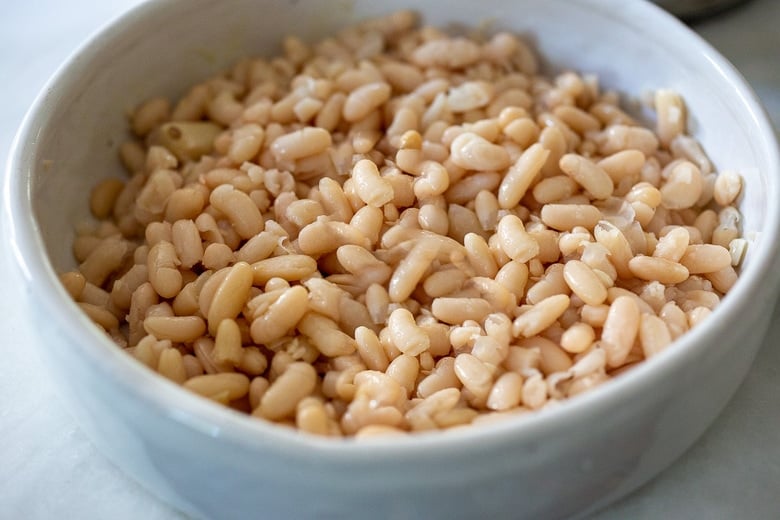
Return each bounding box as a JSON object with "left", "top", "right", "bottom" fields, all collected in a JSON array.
[
  {"left": 471, "top": 335, "right": 509, "bottom": 367},
  {"left": 234, "top": 232, "right": 277, "bottom": 265},
  {"left": 258, "top": 362, "right": 317, "bottom": 420},
  {"left": 318, "top": 177, "right": 354, "bottom": 222},
  {"left": 449, "top": 132, "right": 511, "bottom": 171},
  {"left": 687, "top": 306, "right": 713, "bottom": 329},
  {"left": 598, "top": 150, "right": 646, "bottom": 185},
  {"left": 713, "top": 170, "right": 742, "bottom": 206},
  {"left": 164, "top": 186, "right": 208, "bottom": 222},
  {"left": 486, "top": 372, "right": 524, "bottom": 411},
  {"left": 314, "top": 92, "right": 346, "bottom": 131},
  {"left": 252, "top": 255, "right": 318, "bottom": 285},
  {"left": 134, "top": 169, "right": 178, "bottom": 225},
  {"left": 228, "top": 123, "right": 265, "bottom": 163},
  {"left": 271, "top": 127, "right": 332, "bottom": 162},
  {"left": 680, "top": 244, "right": 732, "bottom": 274},
  {"left": 495, "top": 260, "right": 529, "bottom": 301},
  {"left": 414, "top": 161, "right": 451, "bottom": 199},
  {"left": 297, "top": 313, "right": 356, "bottom": 356},
  {"left": 207, "top": 261, "right": 253, "bottom": 335},
  {"left": 660, "top": 161, "right": 702, "bottom": 210},
  {"left": 185, "top": 373, "right": 250, "bottom": 404},
  {"left": 703, "top": 266, "right": 737, "bottom": 294},
  {"left": 387, "top": 308, "right": 430, "bottom": 356},
  {"left": 171, "top": 219, "right": 203, "bottom": 269},
  {"left": 639, "top": 314, "right": 672, "bottom": 358},
  {"left": 202, "top": 243, "right": 234, "bottom": 271},
  {"left": 208, "top": 91, "right": 243, "bottom": 126},
  {"left": 540, "top": 204, "right": 601, "bottom": 231},
  {"left": 90, "top": 178, "right": 125, "bottom": 219},
  {"left": 423, "top": 268, "right": 466, "bottom": 298},
  {"left": 79, "top": 302, "right": 119, "bottom": 330},
  {"left": 512, "top": 294, "right": 570, "bottom": 337},
  {"left": 728, "top": 238, "right": 748, "bottom": 267},
  {"left": 524, "top": 264, "right": 568, "bottom": 305},
  {"left": 599, "top": 124, "right": 659, "bottom": 156},
  {"left": 145, "top": 222, "right": 172, "bottom": 247},
  {"left": 144, "top": 315, "right": 206, "bottom": 343},
  {"left": 250, "top": 285, "right": 309, "bottom": 344},
  {"left": 79, "top": 236, "right": 128, "bottom": 287},
  {"left": 191, "top": 337, "right": 230, "bottom": 375},
  {"left": 381, "top": 61, "right": 424, "bottom": 93},
  {"left": 248, "top": 377, "right": 270, "bottom": 411},
  {"left": 343, "top": 82, "right": 391, "bottom": 122},
  {"left": 209, "top": 184, "right": 264, "bottom": 240},
  {"left": 502, "top": 116, "right": 539, "bottom": 148},
  {"left": 670, "top": 134, "right": 712, "bottom": 175},
  {"left": 521, "top": 372, "right": 547, "bottom": 409},
  {"left": 532, "top": 176, "right": 579, "bottom": 205},
  {"left": 559, "top": 153, "right": 614, "bottom": 200},
  {"left": 296, "top": 397, "right": 330, "bottom": 436},
  {"left": 119, "top": 140, "right": 146, "bottom": 173},
  {"left": 447, "top": 81, "right": 493, "bottom": 112},
  {"left": 354, "top": 326, "right": 389, "bottom": 371},
  {"left": 411, "top": 37, "right": 481, "bottom": 69},
  {"left": 518, "top": 337, "right": 572, "bottom": 375},
  {"left": 418, "top": 203, "right": 450, "bottom": 235},
  {"left": 563, "top": 260, "right": 607, "bottom": 305},
  {"left": 628, "top": 255, "right": 689, "bottom": 284},
  {"left": 496, "top": 214, "right": 540, "bottom": 263},
  {"left": 212, "top": 318, "right": 244, "bottom": 366},
  {"left": 157, "top": 348, "right": 188, "bottom": 384},
  {"left": 602, "top": 296, "right": 640, "bottom": 368},
  {"left": 593, "top": 221, "right": 633, "bottom": 279},
  {"left": 388, "top": 239, "right": 440, "bottom": 303},
  {"left": 655, "top": 89, "right": 686, "bottom": 146},
  {"left": 386, "top": 354, "right": 420, "bottom": 397},
  {"left": 560, "top": 322, "right": 595, "bottom": 354},
  {"left": 580, "top": 304, "right": 609, "bottom": 328},
  {"left": 238, "top": 346, "right": 268, "bottom": 376},
  {"left": 454, "top": 353, "right": 493, "bottom": 400},
  {"left": 497, "top": 143, "right": 549, "bottom": 209},
  {"left": 161, "top": 122, "right": 221, "bottom": 162},
  {"left": 351, "top": 159, "right": 394, "bottom": 208},
  {"left": 653, "top": 226, "right": 690, "bottom": 262},
  {"left": 431, "top": 297, "right": 492, "bottom": 325},
  {"left": 464, "top": 233, "right": 498, "bottom": 278},
  {"left": 445, "top": 172, "right": 501, "bottom": 205},
  {"left": 147, "top": 241, "right": 182, "bottom": 299},
  {"left": 659, "top": 301, "right": 689, "bottom": 340},
  {"left": 132, "top": 97, "right": 170, "bottom": 136},
  {"left": 60, "top": 271, "right": 87, "bottom": 300}
]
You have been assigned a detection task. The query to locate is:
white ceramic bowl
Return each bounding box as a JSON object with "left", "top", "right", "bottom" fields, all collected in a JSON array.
[{"left": 5, "top": 0, "right": 780, "bottom": 518}]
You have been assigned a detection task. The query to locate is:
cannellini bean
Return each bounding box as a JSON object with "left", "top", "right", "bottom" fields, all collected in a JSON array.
[
  {"left": 498, "top": 143, "right": 549, "bottom": 209},
  {"left": 449, "top": 132, "right": 511, "bottom": 171},
  {"left": 271, "top": 127, "right": 332, "bottom": 161}
]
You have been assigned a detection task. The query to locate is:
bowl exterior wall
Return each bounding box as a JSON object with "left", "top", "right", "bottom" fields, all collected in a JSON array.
[{"left": 27, "top": 285, "right": 773, "bottom": 519}]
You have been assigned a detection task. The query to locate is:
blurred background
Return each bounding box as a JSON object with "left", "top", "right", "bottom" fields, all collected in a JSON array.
[
  {"left": 0, "top": 1, "right": 777, "bottom": 518},
  {"left": 655, "top": 0, "right": 751, "bottom": 20}
]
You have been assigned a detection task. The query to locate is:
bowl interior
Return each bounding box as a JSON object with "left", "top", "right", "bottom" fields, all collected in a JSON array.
[{"left": 10, "top": 0, "right": 780, "bottom": 441}]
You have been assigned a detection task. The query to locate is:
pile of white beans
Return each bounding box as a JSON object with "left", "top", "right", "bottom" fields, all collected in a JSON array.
[{"left": 61, "top": 10, "right": 744, "bottom": 437}]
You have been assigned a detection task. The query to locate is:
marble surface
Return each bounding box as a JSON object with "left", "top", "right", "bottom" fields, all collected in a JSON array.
[{"left": 1, "top": 1, "right": 778, "bottom": 518}]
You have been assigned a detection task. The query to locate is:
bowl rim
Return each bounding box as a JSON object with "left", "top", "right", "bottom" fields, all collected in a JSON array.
[{"left": 5, "top": 0, "right": 780, "bottom": 460}]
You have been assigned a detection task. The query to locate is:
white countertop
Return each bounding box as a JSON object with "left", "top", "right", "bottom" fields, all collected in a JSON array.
[{"left": 1, "top": 1, "right": 778, "bottom": 518}]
